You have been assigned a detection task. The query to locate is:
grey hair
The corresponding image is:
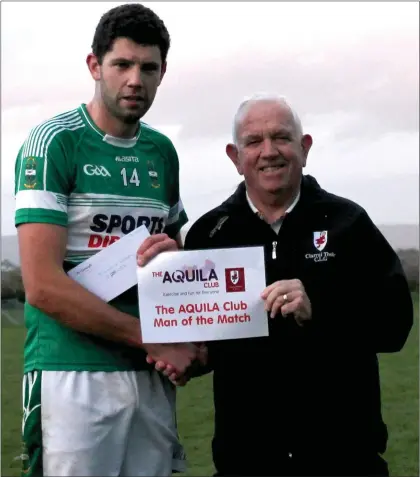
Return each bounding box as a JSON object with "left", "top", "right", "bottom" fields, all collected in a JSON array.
[{"left": 232, "top": 92, "right": 303, "bottom": 145}]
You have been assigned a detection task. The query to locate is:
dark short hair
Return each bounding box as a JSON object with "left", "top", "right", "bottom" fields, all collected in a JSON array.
[{"left": 91, "top": 3, "right": 171, "bottom": 64}]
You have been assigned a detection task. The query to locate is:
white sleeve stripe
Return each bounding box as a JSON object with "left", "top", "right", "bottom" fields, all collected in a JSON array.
[
  {"left": 23, "top": 111, "right": 81, "bottom": 158},
  {"left": 167, "top": 199, "right": 184, "bottom": 225},
  {"left": 36, "top": 119, "right": 82, "bottom": 159},
  {"left": 15, "top": 190, "right": 67, "bottom": 213},
  {"left": 168, "top": 199, "right": 183, "bottom": 218},
  {"left": 38, "top": 121, "right": 82, "bottom": 161},
  {"left": 43, "top": 124, "right": 84, "bottom": 191},
  {"left": 43, "top": 155, "right": 48, "bottom": 191},
  {"left": 167, "top": 212, "right": 179, "bottom": 226},
  {"left": 17, "top": 155, "right": 25, "bottom": 193}
]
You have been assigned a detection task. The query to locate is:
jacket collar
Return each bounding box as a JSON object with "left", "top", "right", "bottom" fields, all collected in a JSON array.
[
  {"left": 222, "top": 174, "right": 324, "bottom": 213},
  {"left": 206, "top": 175, "right": 330, "bottom": 239}
]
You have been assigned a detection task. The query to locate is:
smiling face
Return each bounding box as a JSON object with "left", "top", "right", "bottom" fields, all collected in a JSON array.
[
  {"left": 227, "top": 100, "right": 312, "bottom": 198},
  {"left": 87, "top": 37, "right": 166, "bottom": 125}
]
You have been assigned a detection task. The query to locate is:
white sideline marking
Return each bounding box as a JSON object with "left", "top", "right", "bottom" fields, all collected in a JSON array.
[{"left": 2, "top": 310, "right": 20, "bottom": 326}]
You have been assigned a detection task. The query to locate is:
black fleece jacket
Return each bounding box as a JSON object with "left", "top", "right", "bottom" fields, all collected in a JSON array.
[{"left": 184, "top": 175, "right": 413, "bottom": 474}]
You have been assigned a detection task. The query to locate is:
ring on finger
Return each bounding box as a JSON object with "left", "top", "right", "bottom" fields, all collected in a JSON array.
[{"left": 283, "top": 293, "right": 288, "bottom": 302}]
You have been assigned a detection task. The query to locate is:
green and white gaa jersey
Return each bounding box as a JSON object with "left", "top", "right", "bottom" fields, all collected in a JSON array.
[{"left": 14, "top": 104, "right": 188, "bottom": 372}]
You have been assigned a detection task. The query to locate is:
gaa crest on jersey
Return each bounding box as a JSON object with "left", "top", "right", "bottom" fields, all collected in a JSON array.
[
  {"left": 313, "top": 231, "right": 328, "bottom": 251},
  {"left": 147, "top": 160, "right": 160, "bottom": 188},
  {"left": 24, "top": 157, "right": 37, "bottom": 189}
]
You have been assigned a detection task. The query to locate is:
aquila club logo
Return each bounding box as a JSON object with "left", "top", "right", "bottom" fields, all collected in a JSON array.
[
  {"left": 154, "top": 260, "right": 220, "bottom": 289},
  {"left": 225, "top": 268, "right": 246, "bottom": 293}
]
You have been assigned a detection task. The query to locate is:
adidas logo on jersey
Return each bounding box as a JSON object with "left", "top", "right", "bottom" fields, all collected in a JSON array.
[{"left": 83, "top": 165, "right": 111, "bottom": 177}]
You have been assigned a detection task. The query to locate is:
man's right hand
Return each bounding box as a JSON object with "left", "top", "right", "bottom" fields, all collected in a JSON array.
[
  {"left": 143, "top": 343, "right": 199, "bottom": 379},
  {"left": 145, "top": 342, "right": 208, "bottom": 385}
]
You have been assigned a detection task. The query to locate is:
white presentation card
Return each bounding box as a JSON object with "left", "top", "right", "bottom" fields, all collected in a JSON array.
[{"left": 137, "top": 246, "right": 268, "bottom": 343}]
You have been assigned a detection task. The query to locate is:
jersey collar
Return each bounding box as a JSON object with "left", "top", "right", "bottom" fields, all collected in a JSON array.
[{"left": 79, "top": 103, "right": 141, "bottom": 148}]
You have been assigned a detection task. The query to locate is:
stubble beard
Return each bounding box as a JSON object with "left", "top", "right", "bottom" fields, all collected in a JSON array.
[
  {"left": 106, "top": 96, "right": 142, "bottom": 125},
  {"left": 101, "top": 84, "right": 145, "bottom": 125}
]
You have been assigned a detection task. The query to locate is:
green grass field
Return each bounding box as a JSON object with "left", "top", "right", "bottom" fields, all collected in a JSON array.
[{"left": 2, "top": 297, "right": 418, "bottom": 476}]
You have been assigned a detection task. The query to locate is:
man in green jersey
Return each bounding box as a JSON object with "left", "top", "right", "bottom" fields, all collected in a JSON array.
[{"left": 15, "top": 4, "right": 204, "bottom": 476}]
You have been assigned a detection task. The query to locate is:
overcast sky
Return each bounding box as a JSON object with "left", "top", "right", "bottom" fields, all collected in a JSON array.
[{"left": 2, "top": 1, "right": 419, "bottom": 236}]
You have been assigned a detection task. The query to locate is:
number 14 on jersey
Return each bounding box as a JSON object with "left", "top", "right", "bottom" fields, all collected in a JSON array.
[{"left": 121, "top": 167, "right": 140, "bottom": 187}]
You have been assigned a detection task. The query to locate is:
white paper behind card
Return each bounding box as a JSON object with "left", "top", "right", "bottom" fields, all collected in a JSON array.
[{"left": 68, "top": 225, "right": 150, "bottom": 302}]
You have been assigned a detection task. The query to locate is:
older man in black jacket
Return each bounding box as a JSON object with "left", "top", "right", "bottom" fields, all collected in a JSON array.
[{"left": 150, "top": 93, "right": 413, "bottom": 476}]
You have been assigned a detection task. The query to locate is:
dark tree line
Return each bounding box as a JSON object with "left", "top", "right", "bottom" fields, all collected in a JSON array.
[
  {"left": 1, "top": 261, "right": 25, "bottom": 302},
  {"left": 396, "top": 249, "right": 419, "bottom": 292}
]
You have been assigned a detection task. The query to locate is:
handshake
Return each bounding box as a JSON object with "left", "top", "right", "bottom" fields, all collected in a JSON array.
[
  {"left": 137, "top": 234, "right": 210, "bottom": 385},
  {"left": 144, "top": 342, "right": 209, "bottom": 386}
]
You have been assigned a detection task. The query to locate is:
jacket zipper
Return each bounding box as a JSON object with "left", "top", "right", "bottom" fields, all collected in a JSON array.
[{"left": 272, "top": 241, "right": 277, "bottom": 259}]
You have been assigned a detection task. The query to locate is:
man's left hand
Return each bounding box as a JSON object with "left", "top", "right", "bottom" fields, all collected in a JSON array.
[
  {"left": 137, "top": 233, "right": 178, "bottom": 267},
  {"left": 261, "top": 279, "right": 312, "bottom": 327}
]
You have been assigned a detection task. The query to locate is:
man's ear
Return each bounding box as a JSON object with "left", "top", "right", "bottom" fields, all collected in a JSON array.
[
  {"left": 86, "top": 53, "right": 101, "bottom": 81},
  {"left": 226, "top": 143, "right": 243, "bottom": 175},
  {"left": 159, "top": 61, "right": 167, "bottom": 85},
  {"left": 300, "top": 134, "right": 313, "bottom": 167}
]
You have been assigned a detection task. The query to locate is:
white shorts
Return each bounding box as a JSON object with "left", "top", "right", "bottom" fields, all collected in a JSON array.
[{"left": 25, "top": 369, "right": 187, "bottom": 476}]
